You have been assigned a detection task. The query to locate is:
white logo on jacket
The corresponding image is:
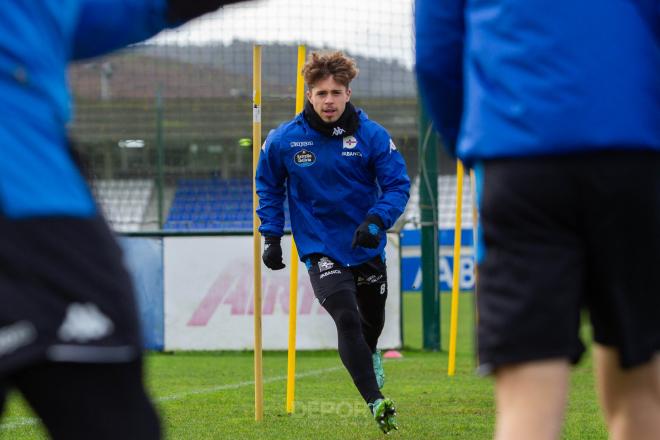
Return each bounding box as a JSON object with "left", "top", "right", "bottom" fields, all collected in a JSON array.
[
  {"left": 290, "top": 141, "right": 314, "bottom": 148},
  {"left": 389, "top": 138, "right": 397, "bottom": 153},
  {"left": 333, "top": 127, "right": 346, "bottom": 136}
]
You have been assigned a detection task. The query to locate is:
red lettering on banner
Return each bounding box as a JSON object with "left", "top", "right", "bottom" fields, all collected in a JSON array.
[
  {"left": 224, "top": 278, "right": 249, "bottom": 315},
  {"left": 261, "top": 279, "right": 284, "bottom": 315},
  {"left": 278, "top": 278, "right": 290, "bottom": 314},
  {"left": 187, "top": 266, "right": 236, "bottom": 326},
  {"left": 188, "top": 266, "right": 327, "bottom": 326}
]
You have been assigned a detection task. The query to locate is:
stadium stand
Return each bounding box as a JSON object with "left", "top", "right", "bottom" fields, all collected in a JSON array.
[
  {"left": 163, "top": 177, "right": 291, "bottom": 231},
  {"left": 94, "top": 179, "right": 154, "bottom": 232},
  {"left": 403, "top": 175, "right": 474, "bottom": 230},
  {"left": 91, "top": 175, "right": 470, "bottom": 233}
]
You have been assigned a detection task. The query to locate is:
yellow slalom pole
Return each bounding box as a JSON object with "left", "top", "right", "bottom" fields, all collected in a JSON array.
[
  {"left": 286, "top": 44, "right": 306, "bottom": 415},
  {"left": 448, "top": 160, "right": 465, "bottom": 376},
  {"left": 252, "top": 45, "right": 264, "bottom": 422}
]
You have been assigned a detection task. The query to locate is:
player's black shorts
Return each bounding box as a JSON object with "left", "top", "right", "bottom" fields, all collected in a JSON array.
[
  {"left": 476, "top": 150, "right": 660, "bottom": 374},
  {"left": 305, "top": 254, "right": 388, "bottom": 303},
  {"left": 0, "top": 215, "right": 142, "bottom": 378}
]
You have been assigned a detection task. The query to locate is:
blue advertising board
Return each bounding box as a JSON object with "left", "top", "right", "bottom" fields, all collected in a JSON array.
[
  {"left": 400, "top": 229, "right": 476, "bottom": 292},
  {"left": 119, "top": 237, "right": 164, "bottom": 350}
]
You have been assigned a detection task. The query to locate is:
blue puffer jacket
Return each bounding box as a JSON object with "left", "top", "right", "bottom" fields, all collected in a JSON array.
[
  {"left": 256, "top": 110, "right": 410, "bottom": 266},
  {"left": 415, "top": 0, "right": 660, "bottom": 164},
  {"left": 0, "top": 0, "right": 172, "bottom": 218}
]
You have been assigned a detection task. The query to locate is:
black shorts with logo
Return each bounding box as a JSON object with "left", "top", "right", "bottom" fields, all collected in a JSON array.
[
  {"left": 0, "top": 215, "right": 142, "bottom": 378},
  {"left": 305, "top": 254, "right": 388, "bottom": 304},
  {"left": 476, "top": 150, "right": 660, "bottom": 374}
]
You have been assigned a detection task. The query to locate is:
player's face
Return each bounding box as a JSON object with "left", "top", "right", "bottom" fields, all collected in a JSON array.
[{"left": 306, "top": 76, "right": 351, "bottom": 123}]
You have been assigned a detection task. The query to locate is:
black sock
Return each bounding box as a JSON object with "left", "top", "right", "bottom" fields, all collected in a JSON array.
[{"left": 322, "top": 291, "right": 384, "bottom": 404}]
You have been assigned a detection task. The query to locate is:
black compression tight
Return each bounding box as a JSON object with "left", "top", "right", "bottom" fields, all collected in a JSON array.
[
  {"left": 356, "top": 283, "right": 387, "bottom": 353},
  {"left": 322, "top": 291, "right": 384, "bottom": 404}
]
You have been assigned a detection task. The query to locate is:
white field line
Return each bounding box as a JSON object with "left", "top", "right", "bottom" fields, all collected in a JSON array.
[
  {"left": 0, "top": 365, "right": 345, "bottom": 432},
  {"left": 157, "top": 365, "right": 344, "bottom": 402}
]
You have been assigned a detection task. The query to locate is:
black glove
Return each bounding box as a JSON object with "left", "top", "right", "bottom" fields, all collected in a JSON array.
[
  {"left": 262, "top": 235, "right": 285, "bottom": 270},
  {"left": 351, "top": 215, "right": 384, "bottom": 249},
  {"left": 167, "top": 0, "right": 244, "bottom": 22}
]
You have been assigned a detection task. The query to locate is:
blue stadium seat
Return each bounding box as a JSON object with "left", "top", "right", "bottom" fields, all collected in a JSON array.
[{"left": 165, "top": 177, "right": 292, "bottom": 232}]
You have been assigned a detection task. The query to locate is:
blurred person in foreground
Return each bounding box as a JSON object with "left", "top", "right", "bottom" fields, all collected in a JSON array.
[
  {"left": 256, "top": 51, "right": 410, "bottom": 434},
  {"left": 415, "top": 1, "right": 660, "bottom": 439},
  {"left": 0, "top": 1, "right": 246, "bottom": 438}
]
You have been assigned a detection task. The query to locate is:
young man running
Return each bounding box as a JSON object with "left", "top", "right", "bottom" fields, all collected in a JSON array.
[{"left": 256, "top": 51, "right": 410, "bottom": 434}]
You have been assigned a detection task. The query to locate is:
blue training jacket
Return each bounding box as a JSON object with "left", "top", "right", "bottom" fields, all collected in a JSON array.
[
  {"left": 0, "top": 0, "right": 174, "bottom": 218},
  {"left": 256, "top": 110, "right": 410, "bottom": 266},
  {"left": 415, "top": 0, "right": 660, "bottom": 164}
]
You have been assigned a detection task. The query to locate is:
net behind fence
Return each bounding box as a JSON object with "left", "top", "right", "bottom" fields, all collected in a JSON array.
[{"left": 68, "top": 0, "right": 435, "bottom": 232}]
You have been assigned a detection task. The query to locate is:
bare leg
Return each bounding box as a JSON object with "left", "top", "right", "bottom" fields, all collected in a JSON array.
[
  {"left": 494, "top": 359, "right": 570, "bottom": 440},
  {"left": 594, "top": 345, "right": 660, "bottom": 440}
]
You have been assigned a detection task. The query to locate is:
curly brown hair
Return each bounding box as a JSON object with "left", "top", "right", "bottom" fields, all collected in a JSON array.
[{"left": 301, "top": 51, "right": 359, "bottom": 89}]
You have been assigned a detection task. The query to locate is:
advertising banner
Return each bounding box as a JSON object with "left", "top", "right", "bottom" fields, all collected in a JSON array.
[
  {"left": 164, "top": 233, "right": 401, "bottom": 350},
  {"left": 400, "top": 229, "right": 476, "bottom": 292},
  {"left": 119, "top": 237, "right": 164, "bottom": 350}
]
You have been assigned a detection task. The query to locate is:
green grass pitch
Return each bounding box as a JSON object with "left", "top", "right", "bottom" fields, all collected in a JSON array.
[{"left": 1, "top": 293, "right": 607, "bottom": 439}]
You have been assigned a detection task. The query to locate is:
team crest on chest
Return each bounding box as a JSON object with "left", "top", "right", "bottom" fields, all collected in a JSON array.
[{"left": 342, "top": 136, "right": 358, "bottom": 149}]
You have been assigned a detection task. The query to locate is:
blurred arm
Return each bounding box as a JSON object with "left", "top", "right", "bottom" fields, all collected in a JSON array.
[
  {"left": 71, "top": 0, "right": 243, "bottom": 60},
  {"left": 415, "top": 0, "right": 466, "bottom": 155}
]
